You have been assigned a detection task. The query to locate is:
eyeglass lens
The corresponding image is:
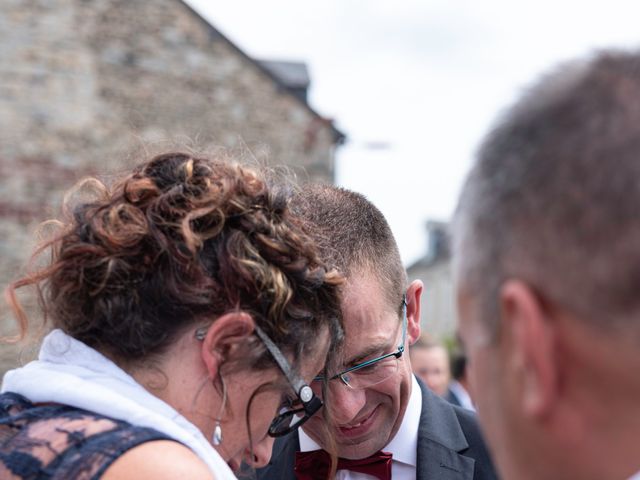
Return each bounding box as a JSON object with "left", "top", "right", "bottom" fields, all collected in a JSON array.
[{"left": 339, "top": 355, "right": 400, "bottom": 389}]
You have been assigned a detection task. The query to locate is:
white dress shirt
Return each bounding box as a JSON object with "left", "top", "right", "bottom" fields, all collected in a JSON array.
[
  {"left": 449, "top": 380, "right": 476, "bottom": 412},
  {"left": 299, "top": 375, "right": 422, "bottom": 480}
]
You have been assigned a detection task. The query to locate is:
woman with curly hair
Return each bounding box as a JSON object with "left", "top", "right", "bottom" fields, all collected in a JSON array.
[{"left": 0, "top": 152, "right": 343, "bottom": 479}]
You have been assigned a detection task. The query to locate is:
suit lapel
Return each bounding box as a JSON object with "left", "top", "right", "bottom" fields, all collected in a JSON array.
[{"left": 416, "top": 379, "right": 475, "bottom": 479}]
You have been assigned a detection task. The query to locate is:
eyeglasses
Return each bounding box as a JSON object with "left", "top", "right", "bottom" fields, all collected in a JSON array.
[
  {"left": 314, "top": 295, "right": 407, "bottom": 390},
  {"left": 195, "top": 323, "right": 323, "bottom": 437}
]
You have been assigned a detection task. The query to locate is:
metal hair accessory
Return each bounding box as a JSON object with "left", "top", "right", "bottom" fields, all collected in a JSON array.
[{"left": 195, "top": 327, "right": 207, "bottom": 341}]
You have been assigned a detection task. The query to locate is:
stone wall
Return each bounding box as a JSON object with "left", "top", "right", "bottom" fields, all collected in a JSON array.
[{"left": 0, "top": 0, "right": 341, "bottom": 371}]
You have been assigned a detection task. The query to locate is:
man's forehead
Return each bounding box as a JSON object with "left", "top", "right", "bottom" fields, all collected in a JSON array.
[
  {"left": 413, "top": 346, "right": 448, "bottom": 361},
  {"left": 337, "top": 273, "right": 400, "bottom": 359},
  {"left": 341, "top": 271, "right": 396, "bottom": 319}
]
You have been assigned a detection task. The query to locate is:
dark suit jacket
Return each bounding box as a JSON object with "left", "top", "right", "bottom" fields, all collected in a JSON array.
[{"left": 257, "top": 378, "right": 498, "bottom": 479}]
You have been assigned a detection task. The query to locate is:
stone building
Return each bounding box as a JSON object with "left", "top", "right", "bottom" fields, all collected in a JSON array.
[
  {"left": 0, "top": 0, "right": 344, "bottom": 369},
  {"left": 407, "top": 221, "right": 456, "bottom": 340}
]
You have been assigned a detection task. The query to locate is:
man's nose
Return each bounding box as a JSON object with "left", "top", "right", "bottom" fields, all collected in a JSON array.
[
  {"left": 246, "top": 435, "right": 275, "bottom": 468},
  {"left": 327, "top": 380, "right": 367, "bottom": 425}
]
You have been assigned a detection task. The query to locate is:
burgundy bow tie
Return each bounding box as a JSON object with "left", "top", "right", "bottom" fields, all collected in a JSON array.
[{"left": 295, "top": 449, "right": 393, "bottom": 480}]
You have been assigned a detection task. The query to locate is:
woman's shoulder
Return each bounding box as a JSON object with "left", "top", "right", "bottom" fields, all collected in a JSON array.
[
  {"left": 0, "top": 391, "right": 199, "bottom": 479},
  {"left": 101, "top": 439, "right": 216, "bottom": 480}
]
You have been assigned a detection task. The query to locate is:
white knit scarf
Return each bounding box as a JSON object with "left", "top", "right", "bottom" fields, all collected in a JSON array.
[{"left": 1, "top": 329, "right": 237, "bottom": 479}]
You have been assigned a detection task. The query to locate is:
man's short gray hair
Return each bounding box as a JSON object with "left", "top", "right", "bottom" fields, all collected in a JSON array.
[{"left": 453, "top": 50, "right": 640, "bottom": 337}]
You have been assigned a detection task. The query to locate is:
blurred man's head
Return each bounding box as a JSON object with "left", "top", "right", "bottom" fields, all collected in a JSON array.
[
  {"left": 453, "top": 50, "right": 640, "bottom": 480},
  {"left": 293, "top": 185, "right": 423, "bottom": 459},
  {"left": 409, "top": 338, "right": 451, "bottom": 397},
  {"left": 449, "top": 348, "right": 473, "bottom": 399}
]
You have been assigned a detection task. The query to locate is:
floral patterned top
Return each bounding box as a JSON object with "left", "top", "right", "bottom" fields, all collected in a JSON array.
[{"left": 0, "top": 391, "right": 175, "bottom": 479}]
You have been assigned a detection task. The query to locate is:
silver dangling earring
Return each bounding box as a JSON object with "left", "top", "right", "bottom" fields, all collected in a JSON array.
[
  {"left": 212, "top": 375, "right": 227, "bottom": 446},
  {"left": 212, "top": 422, "right": 223, "bottom": 446}
]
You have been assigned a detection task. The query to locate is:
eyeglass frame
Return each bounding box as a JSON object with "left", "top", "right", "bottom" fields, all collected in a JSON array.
[
  {"left": 313, "top": 294, "right": 407, "bottom": 388},
  {"left": 195, "top": 323, "right": 323, "bottom": 437}
]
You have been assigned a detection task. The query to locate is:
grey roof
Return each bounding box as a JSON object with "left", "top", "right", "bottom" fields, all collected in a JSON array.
[
  {"left": 258, "top": 60, "right": 310, "bottom": 89},
  {"left": 407, "top": 220, "right": 451, "bottom": 272}
]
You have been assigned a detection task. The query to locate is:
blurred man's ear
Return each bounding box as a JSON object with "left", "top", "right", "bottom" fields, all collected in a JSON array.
[
  {"left": 406, "top": 279, "right": 423, "bottom": 345},
  {"left": 499, "top": 280, "right": 559, "bottom": 419}
]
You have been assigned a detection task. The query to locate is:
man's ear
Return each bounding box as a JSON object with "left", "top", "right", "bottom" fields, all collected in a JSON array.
[
  {"left": 500, "top": 280, "right": 558, "bottom": 418},
  {"left": 406, "top": 279, "right": 423, "bottom": 345},
  {"left": 200, "top": 312, "right": 255, "bottom": 379}
]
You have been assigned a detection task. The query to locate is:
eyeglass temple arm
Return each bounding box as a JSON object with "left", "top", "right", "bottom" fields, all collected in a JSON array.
[
  {"left": 395, "top": 293, "right": 408, "bottom": 354},
  {"left": 253, "top": 324, "right": 307, "bottom": 399}
]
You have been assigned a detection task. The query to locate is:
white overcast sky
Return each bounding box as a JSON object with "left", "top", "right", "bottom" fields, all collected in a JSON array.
[{"left": 186, "top": 0, "right": 640, "bottom": 266}]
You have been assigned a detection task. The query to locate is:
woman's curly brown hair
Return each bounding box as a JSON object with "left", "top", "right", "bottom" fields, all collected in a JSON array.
[{"left": 5, "top": 152, "right": 343, "bottom": 368}]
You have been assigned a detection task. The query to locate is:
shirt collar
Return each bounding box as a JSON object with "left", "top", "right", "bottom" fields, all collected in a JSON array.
[
  {"left": 298, "top": 374, "right": 422, "bottom": 468},
  {"left": 299, "top": 423, "right": 322, "bottom": 452},
  {"left": 449, "top": 379, "right": 476, "bottom": 411}
]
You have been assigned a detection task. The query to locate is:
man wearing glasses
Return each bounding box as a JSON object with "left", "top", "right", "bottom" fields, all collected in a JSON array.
[{"left": 257, "top": 185, "right": 497, "bottom": 479}]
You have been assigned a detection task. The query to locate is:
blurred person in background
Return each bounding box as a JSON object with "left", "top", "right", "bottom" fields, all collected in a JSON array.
[
  {"left": 453, "top": 50, "right": 640, "bottom": 480},
  {"left": 258, "top": 185, "right": 497, "bottom": 480},
  {"left": 409, "top": 336, "right": 451, "bottom": 397},
  {"left": 446, "top": 349, "right": 475, "bottom": 412},
  {"left": 0, "top": 152, "right": 343, "bottom": 479}
]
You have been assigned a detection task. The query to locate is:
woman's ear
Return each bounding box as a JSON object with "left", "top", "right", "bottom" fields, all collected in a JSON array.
[{"left": 200, "top": 312, "right": 255, "bottom": 379}]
